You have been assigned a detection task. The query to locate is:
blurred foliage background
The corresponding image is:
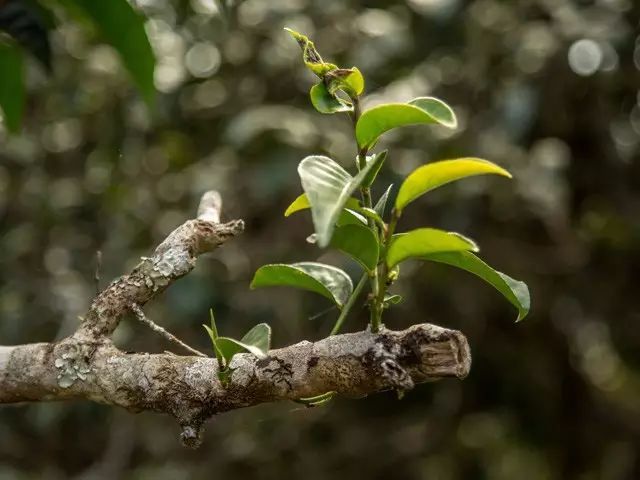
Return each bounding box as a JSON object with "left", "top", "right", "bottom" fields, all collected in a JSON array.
[{"left": 1, "top": 0, "right": 640, "bottom": 478}]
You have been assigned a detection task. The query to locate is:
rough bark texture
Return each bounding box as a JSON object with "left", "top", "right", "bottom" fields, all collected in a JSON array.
[{"left": 0, "top": 192, "right": 471, "bottom": 447}]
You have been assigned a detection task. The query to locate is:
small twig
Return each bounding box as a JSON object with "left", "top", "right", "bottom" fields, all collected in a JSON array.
[
  {"left": 94, "top": 250, "right": 102, "bottom": 295},
  {"left": 130, "top": 303, "right": 207, "bottom": 358}
]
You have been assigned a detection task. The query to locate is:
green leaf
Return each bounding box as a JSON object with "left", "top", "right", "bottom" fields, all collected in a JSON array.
[
  {"left": 284, "top": 193, "right": 361, "bottom": 218},
  {"left": 325, "top": 67, "right": 364, "bottom": 97},
  {"left": 355, "top": 207, "right": 384, "bottom": 230},
  {"left": 374, "top": 184, "right": 393, "bottom": 217},
  {"left": 395, "top": 158, "right": 512, "bottom": 211},
  {"left": 62, "top": 0, "right": 155, "bottom": 105},
  {"left": 203, "top": 309, "right": 224, "bottom": 366},
  {"left": 386, "top": 228, "right": 478, "bottom": 268},
  {"left": 355, "top": 97, "right": 457, "bottom": 150},
  {"left": 0, "top": 43, "right": 24, "bottom": 132},
  {"left": 251, "top": 262, "right": 353, "bottom": 307},
  {"left": 284, "top": 27, "right": 336, "bottom": 77},
  {"left": 214, "top": 323, "right": 272, "bottom": 364},
  {"left": 330, "top": 224, "right": 379, "bottom": 272},
  {"left": 421, "top": 251, "right": 530, "bottom": 321},
  {"left": 383, "top": 294, "right": 403, "bottom": 307},
  {"left": 310, "top": 82, "right": 352, "bottom": 114},
  {"left": 361, "top": 150, "right": 388, "bottom": 188},
  {"left": 298, "top": 155, "right": 377, "bottom": 247}
]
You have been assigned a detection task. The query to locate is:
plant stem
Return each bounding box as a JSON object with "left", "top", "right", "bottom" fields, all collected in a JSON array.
[
  {"left": 330, "top": 273, "right": 368, "bottom": 335},
  {"left": 370, "top": 208, "right": 402, "bottom": 330},
  {"left": 351, "top": 96, "right": 383, "bottom": 333}
]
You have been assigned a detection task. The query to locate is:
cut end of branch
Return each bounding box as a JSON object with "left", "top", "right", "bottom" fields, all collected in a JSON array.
[{"left": 197, "top": 190, "right": 222, "bottom": 223}]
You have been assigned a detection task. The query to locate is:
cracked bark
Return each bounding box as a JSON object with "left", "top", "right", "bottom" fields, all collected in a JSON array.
[{"left": 0, "top": 191, "right": 471, "bottom": 448}]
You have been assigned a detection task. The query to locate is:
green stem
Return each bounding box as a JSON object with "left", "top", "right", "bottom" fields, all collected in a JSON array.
[
  {"left": 371, "top": 208, "right": 402, "bottom": 328},
  {"left": 330, "top": 273, "right": 368, "bottom": 335},
  {"left": 351, "top": 96, "right": 383, "bottom": 333}
]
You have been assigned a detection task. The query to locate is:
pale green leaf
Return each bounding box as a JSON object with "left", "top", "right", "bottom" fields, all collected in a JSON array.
[
  {"left": 285, "top": 193, "right": 360, "bottom": 217},
  {"left": 386, "top": 228, "right": 478, "bottom": 268},
  {"left": 355, "top": 97, "right": 457, "bottom": 149},
  {"left": 396, "top": 158, "right": 512, "bottom": 211},
  {"left": 251, "top": 262, "right": 353, "bottom": 307},
  {"left": 421, "top": 251, "right": 530, "bottom": 321},
  {"left": 298, "top": 155, "right": 377, "bottom": 247}
]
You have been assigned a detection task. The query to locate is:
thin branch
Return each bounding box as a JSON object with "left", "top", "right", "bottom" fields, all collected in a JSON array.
[
  {"left": 130, "top": 303, "right": 207, "bottom": 358},
  {"left": 0, "top": 323, "right": 470, "bottom": 447},
  {"left": 0, "top": 190, "right": 472, "bottom": 449}
]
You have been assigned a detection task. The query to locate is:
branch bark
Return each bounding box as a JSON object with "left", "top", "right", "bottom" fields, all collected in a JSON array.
[{"left": 0, "top": 191, "right": 471, "bottom": 447}]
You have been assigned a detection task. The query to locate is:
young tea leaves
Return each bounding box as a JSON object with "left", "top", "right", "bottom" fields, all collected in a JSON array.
[
  {"left": 386, "top": 228, "right": 478, "bottom": 268},
  {"left": 361, "top": 150, "right": 388, "bottom": 188},
  {"left": 284, "top": 27, "right": 336, "bottom": 77},
  {"left": 251, "top": 262, "right": 353, "bottom": 307},
  {"left": 355, "top": 97, "right": 457, "bottom": 150},
  {"left": 330, "top": 224, "right": 379, "bottom": 272},
  {"left": 421, "top": 251, "right": 530, "bottom": 321},
  {"left": 325, "top": 67, "right": 365, "bottom": 97},
  {"left": 298, "top": 155, "right": 377, "bottom": 247},
  {"left": 396, "top": 158, "right": 512, "bottom": 212},
  {"left": 310, "top": 83, "right": 352, "bottom": 114},
  {"left": 374, "top": 184, "right": 394, "bottom": 217},
  {"left": 214, "top": 323, "right": 271, "bottom": 363}
]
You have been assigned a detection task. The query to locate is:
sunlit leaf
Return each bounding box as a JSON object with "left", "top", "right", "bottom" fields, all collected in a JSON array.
[
  {"left": 396, "top": 158, "right": 512, "bottom": 211},
  {"left": 0, "top": 43, "right": 24, "bottom": 132},
  {"left": 361, "top": 150, "right": 388, "bottom": 188},
  {"left": 421, "top": 251, "right": 530, "bottom": 321},
  {"left": 355, "top": 97, "right": 457, "bottom": 150},
  {"left": 326, "top": 67, "right": 364, "bottom": 97},
  {"left": 62, "top": 0, "right": 155, "bottom": 105},
  {"left": 298, "top": 155, "right": 377, "bottom": 247},
  {"left": 284, "top": 27, "right": 336, "bottom": 77},
  {"left": 251, "top": 262, "right": 353, "bottom": 307},
  {"left": 386, "top": 228, "right": 478, "bottom": 268},
  {"left": 310, "top": 82, "right": 352, "bottom": 114},
  {"left": 330, "top": 224, "right": 379, "bottom": 272}
]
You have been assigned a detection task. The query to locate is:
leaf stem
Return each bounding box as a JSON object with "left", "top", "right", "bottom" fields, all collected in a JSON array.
[{"left": 330, "top": 273, "right": 368, "bottom": 335}]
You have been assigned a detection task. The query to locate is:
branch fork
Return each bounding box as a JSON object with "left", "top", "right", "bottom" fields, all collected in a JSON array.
[{"left": 0, "top": 191, "right": 471, "bottom": 448}]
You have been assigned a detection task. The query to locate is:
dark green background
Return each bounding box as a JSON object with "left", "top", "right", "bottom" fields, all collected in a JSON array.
[{"left": 1, "top": 0, "right": 639, "bottom": 478}]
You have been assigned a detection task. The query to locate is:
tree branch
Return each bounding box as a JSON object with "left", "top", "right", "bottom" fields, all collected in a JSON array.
[{"left": 0, "top": 191, "right": 472, "bottom": 448}]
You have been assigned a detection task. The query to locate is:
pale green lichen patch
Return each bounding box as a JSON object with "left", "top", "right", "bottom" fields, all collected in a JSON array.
[{"left": 54, "top": 344, "right": 94, "bottom": 389}]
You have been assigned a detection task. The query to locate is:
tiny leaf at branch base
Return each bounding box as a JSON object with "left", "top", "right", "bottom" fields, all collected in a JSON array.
[
  {"left": 421, "top": 251, "right": 530, "bottom": 321},
  {"left": 386, "top": 228, "right": 479, "bottom": 268},
  {"left": 251, "top": 262, "right": 353, "bottom": 307},
  {"left": 395, "top": 158, "right": 512, "bottom": 211}
]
